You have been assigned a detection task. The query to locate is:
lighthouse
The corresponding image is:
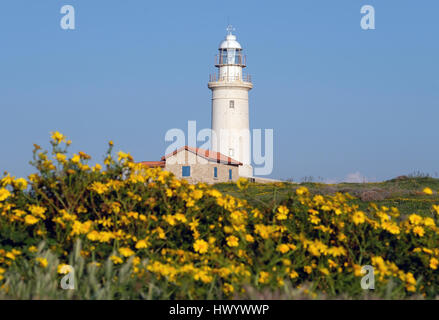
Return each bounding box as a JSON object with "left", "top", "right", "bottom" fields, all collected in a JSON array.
[{"left": 208, "top": 26, "right": 253, "bottom": 177}]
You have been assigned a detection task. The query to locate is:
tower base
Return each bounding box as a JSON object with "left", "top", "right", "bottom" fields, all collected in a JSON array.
[{"left": 238, "top": 164, "right": 253, "bottom": 178}]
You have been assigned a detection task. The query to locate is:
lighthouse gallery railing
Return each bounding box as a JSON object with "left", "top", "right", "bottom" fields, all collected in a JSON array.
[{"left": 209, "top": 73, "right": 252, "bottom": 83}]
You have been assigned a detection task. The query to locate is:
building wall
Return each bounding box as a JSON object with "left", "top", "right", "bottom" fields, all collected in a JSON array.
[{"left": 165, "top": 150, "right": 239, "bottom": 184}]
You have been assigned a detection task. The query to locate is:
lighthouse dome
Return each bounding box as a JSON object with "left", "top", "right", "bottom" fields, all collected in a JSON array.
[{"left": 219, "top": 34, "right": 242, "bottom": 49}]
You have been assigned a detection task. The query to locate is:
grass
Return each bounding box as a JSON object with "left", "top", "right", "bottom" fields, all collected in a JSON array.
[{"left": 214, "top": 176, "right": 439, "bottom": 217}]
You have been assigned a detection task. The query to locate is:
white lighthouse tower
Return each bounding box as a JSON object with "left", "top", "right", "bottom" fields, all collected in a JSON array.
[{"left": 208, "top": 26, "right": 253, "bottom": 177}]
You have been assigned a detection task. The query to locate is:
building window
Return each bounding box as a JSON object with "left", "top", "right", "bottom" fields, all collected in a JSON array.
[
  {"left": 229, "top": 169, "right": 232, "bottom": 180},
  {"left": 229, "top": 100, "right": 234, "bottom": 108},
  {"left": 182, "top": 166, "right": 191, "bottom": 177},
  {"left": 214, "top": 167, "right": 218, "bottom": 178}
]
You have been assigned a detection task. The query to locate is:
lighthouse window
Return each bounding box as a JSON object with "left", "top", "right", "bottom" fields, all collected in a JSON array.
[
  {"left": 227, "top": 49, "right": 236, "bottom": 64},
  {"left": 182, "top": 166, "right": 191, "bottom": 177},
  {"left": 229, "top": 100, "right": 234, "bottom": 109},
  {"left": 220, "top": 50, "right": 228, "bottom": 64},
  {"left": 229, "top": 148, "right": 234, "bottom": 157},
  {"left": 220, "top": 49, "right": 239, "bottom": 64}
]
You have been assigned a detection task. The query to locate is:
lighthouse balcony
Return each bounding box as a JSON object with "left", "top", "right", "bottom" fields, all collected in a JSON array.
[{"left": 209, "top": 73, "right": 252, "bottom": 84}]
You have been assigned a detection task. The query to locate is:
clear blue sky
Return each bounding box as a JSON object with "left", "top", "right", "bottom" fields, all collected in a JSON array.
[{"left": 1, "top": 0, "right": 438, "bottom": 182}]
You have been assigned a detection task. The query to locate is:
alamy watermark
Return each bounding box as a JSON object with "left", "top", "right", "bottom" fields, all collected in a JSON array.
[
  {"left": 164, "top": 121, "right": 274, "bottom": 176},
  {"left": 60, "top": 265, "right": 75, "bottom": 290},
  {"left": 60, "top": 5, "right": 75, "bottom": 30},
  {"left": 361, "top": 5, "right": 375, "bottom": 30},
  {"left": 58, "top": 5, "right": 375, "bottom": 31},
  {"left": 360, "top": 265, "right": 375, "bottom": 290}
]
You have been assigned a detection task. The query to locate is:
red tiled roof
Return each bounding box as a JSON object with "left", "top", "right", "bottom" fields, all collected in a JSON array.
[
  {"left": 139, "top": 161, "right": 166, "bottom": 168},
  {"left": 161, "top": 146, "right": 242, "bottom": 166}
]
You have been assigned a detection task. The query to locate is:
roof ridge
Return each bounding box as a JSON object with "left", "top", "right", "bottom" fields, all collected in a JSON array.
[{"left": 161, "top": 145, "right": 242, "bottom": 165}]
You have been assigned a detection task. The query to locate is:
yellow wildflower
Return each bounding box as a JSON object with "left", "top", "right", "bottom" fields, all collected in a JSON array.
[
  {"left": 251, "top": 208, "right": 263, "bottom": 219},
  {"left": 429, "top": 257, "right": 438, "bottom": 270},
  {"left": 28, "top": 205, "right": 46, "bottom": 219},
  {"left": 36, "top": 257, "right": 48, "bottom": 268},
  {"left": 328, "top": 259, "right": 338, "bottom": 269},
  {"left": 24, "top": 215, "right": 39, "bottom": 225},
  {"left": 353, "top": 264, "right": 363, "bottom": 277},
  {"left": 117, "top": 151, "right": 132, "bottom": 162},
  {"left": 190, "top": 189, "right": 203, "bottom": 200},
  {"left": 413, "top": 226, "right": 425, "bottom": 237},
  {"left": 0, "top": 188, "right": 11, "bottom": 202},
  {"left": 87, "top": 230, "right": 99, "bottom": 241},
  {"left": 55, "top": 153, "right": 67, "bottom": 163},
  {"left": 352, "top": 211, "right": 366, "bottom": 225},
  {"left": 289, "top": 270, "right": 299, "bottom": 279},
  {"left": 258, "top": 271, "right": 269, "bottom": 284},
  {"left": 422, "top": 248, "right": 433, "bottom": 254},
  {"left": 254, "top": 224, "right": 271, "bottom": 239},
  {"left": 226, "top": 235, "right": 239, "bottom": 247},
  {"left": 337, "top": 233, "right": 347, "bottom": 242},
  {"left": 277, "top": 244, "right": 290, "bottom": 254},
  {"left": 296, "top": 186, "right": 309, "bottom": 195},
  {"left": 381, "top": 221, "right": 400, "bottom": 235},
  {"left": 13, "top": 178, "right": 28, "bottom": 190},
  {"left": 110, "top": 255, "right": 123, "bottom": 264},
  {"left": 276, "top": 205, "right": 289, "bottom": 220},
  {"left": 70, "top": 220, "right": 92, "bottom": 236},
  {"left": 71, "top": 154, "right": 81, "bottom": 164},
  {"left": 28, "top": 246, "right": 38, "bottom": 253},
  {"left": 118, "top": 247, "right": 135, "bottom": 257},
  {"left": 193, "top": 239, "right": 209, "bottom": 254},
  {"left": 135, "top": 239, "right": 148, "bottom": 249},
  {"left": 319, "top": 268, "right": 330, "bottom": 276},
  {"left": 154, "top": 227, "right": 166, "bottom": 239},
  {"left": 236, "top": 177, "right": 249, "bottom": 190},
  {"left": 110, "top": 202, "right": 121, "bottom": 214},
  {"left": 5, "top": 252, "right": 15, "bottom": 260},
  {"left": 223, "top": 283, "right": 235, "bottom": 295},
  {"left": 57, "top": 264, "right": 71, "bottom": 274},
  {"left": 90, "top": 182, "right": 109, "bottom": 195},
  {"left": 309, "top": 215, "right": 321, "bottom": 224},
  {"left": 51, "top": 131, "right": 66, "bottom": 144},
  {"left": 423, "top": 217, "right": 435, "bottom": 227},
  {"left": 409, "top": 214, "right": 423, "bottom": 225}
]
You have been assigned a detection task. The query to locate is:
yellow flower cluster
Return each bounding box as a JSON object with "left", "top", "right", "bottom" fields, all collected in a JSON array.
[{"left": 0, "top": 133, "right": 438, "bottom": 299}]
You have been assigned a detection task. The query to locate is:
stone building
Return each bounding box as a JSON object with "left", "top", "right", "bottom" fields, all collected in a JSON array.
[{"left": 140, "top": 146, "right": 242, "bottom": 184}]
